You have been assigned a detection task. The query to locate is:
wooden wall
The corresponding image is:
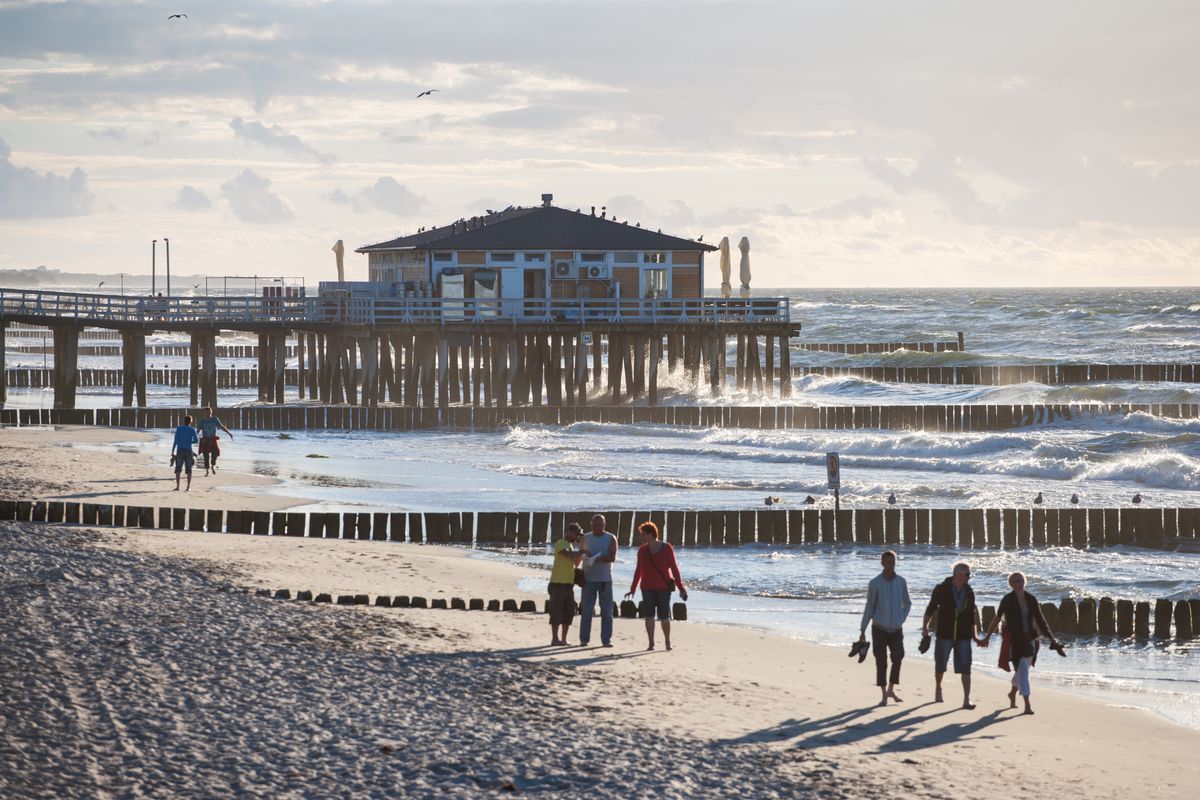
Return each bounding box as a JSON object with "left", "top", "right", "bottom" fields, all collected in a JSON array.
[{"left": 672, "top": 266, "right": 701, "bottom": 297}]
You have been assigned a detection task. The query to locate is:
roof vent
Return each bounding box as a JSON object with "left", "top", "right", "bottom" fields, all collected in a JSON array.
[{"left": 541, "top": 193, "right": 553, "bottom": 207}]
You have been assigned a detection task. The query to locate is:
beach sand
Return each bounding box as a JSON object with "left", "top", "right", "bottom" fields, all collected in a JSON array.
[{"left": 2, "top": 425, "right": 1198, "bottom": 797}]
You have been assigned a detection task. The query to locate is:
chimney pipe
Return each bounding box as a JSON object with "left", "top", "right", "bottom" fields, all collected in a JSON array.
[
  {"left": 590, "top": 206, "right": 595, "bottom": 216},
  {"left": 541, "top": 193, "right": 553, "bottom": 207}
]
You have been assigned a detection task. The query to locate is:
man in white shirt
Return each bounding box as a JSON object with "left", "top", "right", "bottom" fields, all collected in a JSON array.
[{"left": 859, "top": 550, "right": 912, "bottom": 706}]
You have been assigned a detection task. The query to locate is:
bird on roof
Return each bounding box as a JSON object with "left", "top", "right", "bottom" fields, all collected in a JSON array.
[
  {"left": 1070, "top": 493, "right": 1079, "bottom": 505},
  {"left": 1033, "top": 491, "right": 1043, "bottom": 505},
  {"left": 416, "top": 89, "right": 439, "bottom": 98},
  {"left": 698, "top": 235, "right": 704, "bottom": 242},
  {"left": 1132, "top": 492, "right": 1143, "bottom": 505},
  {"left": 167, "top": 13, "right": 187, "bottom": 20}
]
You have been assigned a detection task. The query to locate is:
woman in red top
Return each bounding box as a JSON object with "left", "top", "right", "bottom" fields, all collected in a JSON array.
[{"left": 624, "top": 521, "right": 688, "bottom": 651}]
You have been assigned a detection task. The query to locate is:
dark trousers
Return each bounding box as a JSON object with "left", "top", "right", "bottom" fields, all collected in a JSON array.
[{"left": 872, "top": 626, "right": 904, "bottom": 687}]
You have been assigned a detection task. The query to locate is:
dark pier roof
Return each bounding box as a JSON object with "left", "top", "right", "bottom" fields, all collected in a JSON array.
[{"left": 357, "top": 205, "right": 717, "bottom": 254}]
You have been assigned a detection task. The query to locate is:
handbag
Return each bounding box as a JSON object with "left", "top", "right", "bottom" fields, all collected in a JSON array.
[
  {"left": 645, "top": 544, "right": 676, "bottom": 592},
  {"left": 573, "top": 567, "right": 586, "bottom": 588}
]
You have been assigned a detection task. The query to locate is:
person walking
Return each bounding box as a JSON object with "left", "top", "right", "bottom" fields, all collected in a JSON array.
[
  {"left": 579, "top": 513, "right": 618, "bottom": 648},
  {"left": 981, "top": 571, "right": 1061, "bottom": 715},
  {"left": 859, "top": 550, "right": 912, "bottom": 706},
  {"left": 922, "top": 562, "right": 983, "bottom": 709},
  {"left": 624, "top": 521, "right": 688, "bottom": 651},
  {"left": 548, "top": 523, "right": 584, "bottom": 646},
  {"left": 196, "top": 406, "right": 233, "bottom": 476},
  {"left": 171, "top": 414, "right": 199, "bottom": 492}
]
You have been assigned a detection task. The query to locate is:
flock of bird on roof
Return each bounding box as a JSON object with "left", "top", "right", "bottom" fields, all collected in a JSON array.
[{"left": 166, "top": 14, "right": 439, "bottom": 99}]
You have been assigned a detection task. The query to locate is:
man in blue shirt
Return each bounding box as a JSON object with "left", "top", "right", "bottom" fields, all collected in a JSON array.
[
  {"left": 859, "top": 550, "right": 912, "bottom": 706},
  {"left": 171, "top": 414, "right": 199, "bottom": 491}
]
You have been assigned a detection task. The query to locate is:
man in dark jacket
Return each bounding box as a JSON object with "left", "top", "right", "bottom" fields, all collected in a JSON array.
[{"left": 922, "top": 562, "right": 983, "bottom": 709}]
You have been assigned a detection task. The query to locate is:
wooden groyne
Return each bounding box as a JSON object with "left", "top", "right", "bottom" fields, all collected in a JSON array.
[
  {"left": 3, "top": 402, "right": 1196, "bottom": 433},
  {"left": 797, "top": 335, "right": 963, "bottom": 353},
  {"left": 4, "top": 498, "right": 1196, "bottom": 638}
]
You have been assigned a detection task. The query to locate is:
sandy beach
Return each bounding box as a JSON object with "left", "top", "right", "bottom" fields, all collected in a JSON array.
[{"left": 2, "top": 425, "right": 1199, "bottom": 797}]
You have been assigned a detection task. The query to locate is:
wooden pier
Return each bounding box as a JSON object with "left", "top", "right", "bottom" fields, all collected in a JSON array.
[{"left": 1, "top": 288, "right": 798, "bottom": 410}]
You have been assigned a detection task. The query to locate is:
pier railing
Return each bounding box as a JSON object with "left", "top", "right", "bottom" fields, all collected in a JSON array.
[{"left": 0, "top": 287, "right": 791, "bottom": 328}]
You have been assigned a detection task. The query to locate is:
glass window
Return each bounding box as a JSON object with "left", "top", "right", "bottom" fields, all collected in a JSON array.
[
  {"left": 644, "top": 252, "right": 667, "bottom": 264},
  {"left": 646, "top": 268, "right": 668, "bottom": 298},
  {"left": 613, "top": 251, "right": 639, "bottom": 263},
  {"left": 433, "top": 252, "right": 453, "bottom": 262},
  {"left": 490, "top": 252, "right": 515, "bottom": 262},
  {"left": 523, "top": 252, "right": 546, "bottom": 262},
  {"left": 580, "top": 252, "right": 606, "bottom": 263}
]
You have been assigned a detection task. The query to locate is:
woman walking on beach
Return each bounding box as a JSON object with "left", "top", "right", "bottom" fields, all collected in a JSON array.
[
  {"left": 981, "top": 572, "right": 1061, "bottom": 715},
  {"left": 625, "top": 521, "right": 688, "bottom": 651}
]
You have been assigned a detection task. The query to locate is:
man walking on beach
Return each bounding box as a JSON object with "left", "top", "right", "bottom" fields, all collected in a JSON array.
[
  {"left": 579, "top": 513, "right": 618, "bottom": 648},
  {"left": 548, "top": 523, "right": 584, "bottom": 646},
  {"left": 860, "top": 550, "right": 912, "bottom": 706},
  {"left": 923, "top": 562, "right": 983, "bottom": 709},
  {"left": 196, "top": 406, "right": 233, "bottom": 476},
  {"left": 171, "top": 414, "right": 199, "bottom": 492}
]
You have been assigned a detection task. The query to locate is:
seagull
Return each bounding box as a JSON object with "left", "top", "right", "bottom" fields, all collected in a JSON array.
[
  {"left": 1132, "top": 492, "right": 1143, "bottom": 505},
  {"left": 764, "top": 496, "right": 781, "bottom": 506},
  {"left": 98, "top": 281, "right": 105, "bottom": 288},
  {"left": 193, "top": 283, "right": 201, "bottom": 289},
  {"left": 1033, "top": 491, "right": 1043, "bottom": 505},
  {"left": 416, "top": 89, "right": 439, "bottom": 98},
  {"left": 887, "top": 493, "right": 896, "bottom": 505},
  {"left": 804, "top": 495, "right": 816, "bottom": 505},
  {"left": 1070, "top": 493, "right": 1079, "bottom": 505},
  {"left": 167, "top": 13, "right": 188, "bottom": 20}
]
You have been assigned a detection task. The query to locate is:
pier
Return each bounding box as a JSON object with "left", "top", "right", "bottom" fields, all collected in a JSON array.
[{"left": 0, "top": 287, "right": 798, "bottom": 410}]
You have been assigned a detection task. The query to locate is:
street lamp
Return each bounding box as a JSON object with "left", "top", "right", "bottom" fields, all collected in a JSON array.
[
  {"left": 164, "top": 237, "right": 171, "bottom": 297},
  {"left": 152, "top": 239, "right": 157, "bottom": 295}
]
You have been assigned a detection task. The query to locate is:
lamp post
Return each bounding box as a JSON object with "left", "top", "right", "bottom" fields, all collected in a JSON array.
[
  {"left": 164, "top": 237, "right": 171, "bottom": 297},
  {"left": 151, "top": 239, "right": 157, "bottom": 295}
]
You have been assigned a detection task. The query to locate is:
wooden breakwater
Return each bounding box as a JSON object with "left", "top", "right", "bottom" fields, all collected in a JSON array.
[
  {"left": 797, "top": 336, "right": 963, "bottom": 353},
  {"left": 3, "top": 402, "right": 1197, "bottom": 433},
  {"left": 4, "top": 498, "right": 1198, "bottom": 551},
  {"left": 12, "top": 362, "right": 1200, "bottom": 391},
  {"left": 4, "top": 498, "right": 1195, "bottom": 638}
]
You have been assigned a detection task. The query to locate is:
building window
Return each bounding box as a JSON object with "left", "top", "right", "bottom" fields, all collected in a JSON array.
[
  {"left": 613, "top": 251, "right": 639, "bottom": 263},
  {"left": 580, "top": 252, "right": 606, "bottom": 263},
  {"left": 433, "top": 252, "right": 453, "bottom": 263},
  {"left": 490, "top": 252, "right": 515, "bottom": 262},
  {"left": 523, "top": 252, "right": 546, "bottom": 262},
  {"left": 646, "top": 268, "right": 668, "bottom": 298},
  {"left": 644, "top": 252, "right": 667, "bottom": 264}
]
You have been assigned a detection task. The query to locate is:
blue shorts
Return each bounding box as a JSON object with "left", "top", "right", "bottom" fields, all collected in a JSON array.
[
  {"left": 641, "top": 588, "right": 672, "bottom": 621},
  {"left": 935, "top": 638, "right": 973, "bottom": 674}
]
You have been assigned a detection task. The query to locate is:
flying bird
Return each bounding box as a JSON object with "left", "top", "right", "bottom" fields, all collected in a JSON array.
[
  {"left": 192, "top": 283, "right": 201, "bottom": 289},
  {"left": 98, "top": 281, "right": 105, "bottom": 288},
  {"left": 167, "top": 14, "right": 188, "bottom": 20},
  {"left": 416, "top": 89, "right": 439, "bottom": 98}
]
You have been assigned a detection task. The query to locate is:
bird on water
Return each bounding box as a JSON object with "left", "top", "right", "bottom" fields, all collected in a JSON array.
[
  {"left": 1070, "top": 493, "right": 1079, "bottom": 505},
  {"left": 804, "top": 495, "right": 816, "bottom": 505},
  {"left": 1033, "top": 491, "right": 1043, "bottom": 505},
  {"left": 1132, "top": 492, "right": 1143, "bottom": 505},
  {"left": 887, "top": 493, "right": 897, "bottom": 505}
]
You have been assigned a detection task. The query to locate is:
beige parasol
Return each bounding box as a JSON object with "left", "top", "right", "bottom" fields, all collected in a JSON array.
[
  {"left": 332, "top": 239, "right": 345, "bottom": 282},
  {"left": 738, "top": 236, "right": 751, "bottom": 297},
  {"left": 718, "top": 236, "right": 732, "bottom": 298}
]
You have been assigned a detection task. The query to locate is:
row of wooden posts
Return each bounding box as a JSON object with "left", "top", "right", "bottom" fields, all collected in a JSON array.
[
  {"left": 11, "top": 362, "right": 1200, "bottom": 392},
  {"left": 4, "top": 497, "right": 1199, "bottom": 552},
  {"left": 795, "top": 337, "right": 964, "bottom": 353},
  {"left": 5, "top": 401, "right": 1199, "bottom": 433},
  {"left": 5, "top": 498, "right": 1193, "bottom": 638},
  {"left": 254, "top": 588, "right": 690, "bottom": 622}
]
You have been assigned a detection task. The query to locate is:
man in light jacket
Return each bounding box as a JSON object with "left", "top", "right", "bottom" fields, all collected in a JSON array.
[{"left": 859, "top": 550, "right": 912, "bottom": 706}]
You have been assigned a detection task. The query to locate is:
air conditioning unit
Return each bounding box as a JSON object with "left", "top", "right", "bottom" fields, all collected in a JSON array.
[
  {"left": 553, "top": 260, "right": 574, "bottom": 278},
  {"left": 581, "top": 264, "right": 610, "bottom": 280}
]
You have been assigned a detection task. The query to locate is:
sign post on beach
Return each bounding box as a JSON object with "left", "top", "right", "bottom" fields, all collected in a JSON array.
[{"left": 826, "top": 452, "right": 841, "bottom": 512}]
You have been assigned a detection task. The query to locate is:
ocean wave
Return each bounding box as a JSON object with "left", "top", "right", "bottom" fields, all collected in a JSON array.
[{"left": 1126, "top": 323, "right": 1200, "bottom": 334}]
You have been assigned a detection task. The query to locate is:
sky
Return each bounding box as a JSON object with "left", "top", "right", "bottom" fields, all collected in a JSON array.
[{"left": 1, "top": 0, "right": 1198, "bottom": 288}]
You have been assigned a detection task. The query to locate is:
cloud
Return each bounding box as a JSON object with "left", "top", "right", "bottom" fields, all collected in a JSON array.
[
  {"left": 478, "top": 104, "right": 579, "bottom": 130},
  {"left": 0, "top": 136, "right": 93, "bottom": 219},
  {"left": 87, "top": 126, "right": 127, "bottom": 144},
  {"left": 229, "top": 117, "right": 332, "bottom": 163},
  {"left": 330, "top": 177, "right": 424, "bottom": 216},
  {"left": 219, "top": 169, "right": 293, "bottom": 223},
  {"left": 171, "top": 185, "right": 211, "bottom": 212},
  {"left": 804, "top": 194, "right": 892, "bottom": 220}
]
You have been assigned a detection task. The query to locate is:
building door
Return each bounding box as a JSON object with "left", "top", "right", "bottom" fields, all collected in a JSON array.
[
  {"left": 499, "top": 268, "right": 523, "bottom": 316},
  {"left": 524, "top": 268, "right": 547, "bottom": 300}
]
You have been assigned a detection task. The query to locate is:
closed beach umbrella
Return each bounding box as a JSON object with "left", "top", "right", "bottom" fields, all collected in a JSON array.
[
  {"left": 718, "top": 236, "right": 732, "bottom": 298},
  {"left": 738, "top": 236, "right": 751, "bottom": 297},
  {"left": 332, "top": 239, "right": 345, "bottom": 283}
]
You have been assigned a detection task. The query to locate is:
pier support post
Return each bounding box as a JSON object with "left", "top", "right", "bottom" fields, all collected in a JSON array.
[
  {"left": 307, "top": 333, "right": 320, "bottom": 400},
  {"left": 437, "top": 335, "right": 449, "bottom": 411},
  {"left": 52, "top": 325, "right": 80, "bottom": 409},
  {"left": 779, "top": 335, "right": 792, "bottom": 398},
  {"left": 576, "top": 333, "right": 589, "bottom": 406},
  {"left": 648, "top": 333, "right": 661, "bottom": 406},
  {"left": 296, "top": 332, "right": 305, "bottom": 400},
  {"left": 765, "top": 334, "right": 775, "bottom": 397},
  {"left": 360, "top": 336, "right": 379, "bottom": 407},
  {"left": 121, "top": 330, "right": 147, "bottom": 407},
  {"left": 0, "top": 322, "right": 6, "bottom": 408}
]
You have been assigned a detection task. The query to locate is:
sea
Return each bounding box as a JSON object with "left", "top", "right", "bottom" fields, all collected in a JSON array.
[{"left": 5, "top": 285, "right": 1200, "bottom": 727}]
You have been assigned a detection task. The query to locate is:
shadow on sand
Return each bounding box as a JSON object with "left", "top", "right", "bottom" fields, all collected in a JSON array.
[{"left": 715, "top": 701, "right": 1012, "bottom": 754}]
